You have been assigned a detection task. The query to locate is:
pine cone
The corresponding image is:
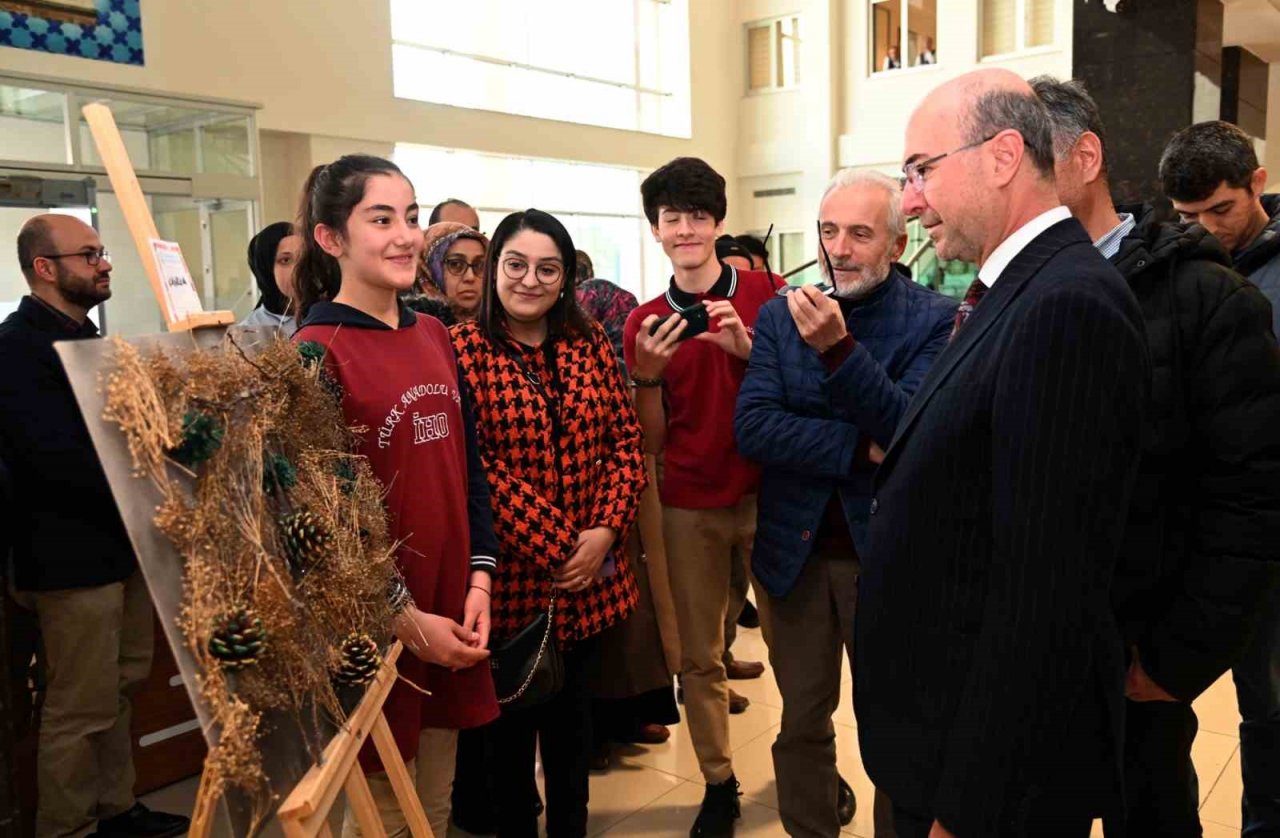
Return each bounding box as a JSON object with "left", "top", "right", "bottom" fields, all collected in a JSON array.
[
  {"left": 208, "top": 607, "right": 266, "bottom": 671},
  {"left": 279, "top": 509, "right": 332, "bottom": 574},
  {"left": 333, "top": 632, "right": 381, "bottom": 687}
]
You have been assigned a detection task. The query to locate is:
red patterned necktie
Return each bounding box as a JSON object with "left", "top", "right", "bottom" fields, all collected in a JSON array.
[{"left": 949, "top": 278, "right": 989, "bottom": 342}]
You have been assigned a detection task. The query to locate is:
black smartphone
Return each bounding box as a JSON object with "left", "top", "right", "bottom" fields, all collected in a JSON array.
[{"left": 649, "top": 302, "right": 711, "bottom": 341}]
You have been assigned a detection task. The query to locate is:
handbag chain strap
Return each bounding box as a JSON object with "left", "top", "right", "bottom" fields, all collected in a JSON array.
[{"left": 498, "top": 595, "right": 557, "bottom": 705}]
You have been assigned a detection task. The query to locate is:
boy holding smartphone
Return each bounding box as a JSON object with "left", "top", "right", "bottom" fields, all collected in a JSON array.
[{"left": 623, "top": 157, "right": 781, "bottom": 837}]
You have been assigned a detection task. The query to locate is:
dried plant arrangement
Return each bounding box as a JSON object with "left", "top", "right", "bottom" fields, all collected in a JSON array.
[{"left": 102, "top": 334, "right": 402, "bottom": 828}]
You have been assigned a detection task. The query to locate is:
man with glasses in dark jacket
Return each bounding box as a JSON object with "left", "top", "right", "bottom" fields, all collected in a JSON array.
[
  {"left": 0, "top": 214, "right": 188, "bottom": 838},
  {"left": 1035, "top": 76, "right": 1280, "bottom": 837},
  {"left": 736, "top": 170, "right": 955, "bottom": 838}
]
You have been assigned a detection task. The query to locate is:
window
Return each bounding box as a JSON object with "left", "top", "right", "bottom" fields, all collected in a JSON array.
[
  {"left": 870, "top": 0, "right": 938, "bottom": 75},
  {"left": 746, "top": 16, "right": 801, "bottom": 93},
  {"left": 390, "top": 0, "right": 692, "bottom": 138},
  {"left": 394, "top": 144, "right": 666, "bottom": 301},
  {"left": 982, "top": 0, "right": 1055, "bottom": 57}
]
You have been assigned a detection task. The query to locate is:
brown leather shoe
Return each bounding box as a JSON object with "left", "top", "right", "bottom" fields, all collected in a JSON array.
[
  {"left": 726, "top": 659, "right": 765, "bottom": 680},
  {"left": 729, "top": 689, "right": 750, "bottom": 714},
  {"left": 636, "top": 723, "right": 671, "bottom": 744}
]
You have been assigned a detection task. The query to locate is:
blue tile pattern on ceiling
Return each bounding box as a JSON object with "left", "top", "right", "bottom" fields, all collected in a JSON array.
[{"left": 0, "top": 0, "right": 143, "bottom": 66}]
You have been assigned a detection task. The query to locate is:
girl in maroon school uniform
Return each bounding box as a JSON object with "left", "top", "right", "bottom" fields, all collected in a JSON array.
[{"left": 291, "top": 155, "right": 499, "bottom": 836}]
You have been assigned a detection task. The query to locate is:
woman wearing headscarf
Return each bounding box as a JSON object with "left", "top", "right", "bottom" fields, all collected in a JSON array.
[
  {"left": 407, "top": 222, "right": 489, "bottom": 326},
  {"left": 576, "top": 275, "right": 682, "bottom": 769},
  {"left": 239, "top": 221, "right": 301, "bottom": 334}
]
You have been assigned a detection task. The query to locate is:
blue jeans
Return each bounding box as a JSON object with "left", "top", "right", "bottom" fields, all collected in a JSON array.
[{"left": 1234, "top": 589, "right": 1280, "bottom": 837}]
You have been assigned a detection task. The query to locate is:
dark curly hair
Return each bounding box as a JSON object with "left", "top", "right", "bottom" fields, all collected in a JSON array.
[
  {"left": 640, "top": 157, "right": 727, "bottom": 226},
  {"left": 1159, "top": 121, "right": 1260, "bottom": 202}
]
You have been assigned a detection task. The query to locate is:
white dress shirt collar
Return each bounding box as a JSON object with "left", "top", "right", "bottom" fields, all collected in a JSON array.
[{"left": 977, "top": 205, "right": 1073, "bottom": 288}]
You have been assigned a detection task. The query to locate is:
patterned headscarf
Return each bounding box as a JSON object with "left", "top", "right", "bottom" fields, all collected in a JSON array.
[
  {"left": 576, "top": 278, "right": 639, "bottom": 368},
  {"left": 419, "top": 221, "right": 489, "bottom": 294}
]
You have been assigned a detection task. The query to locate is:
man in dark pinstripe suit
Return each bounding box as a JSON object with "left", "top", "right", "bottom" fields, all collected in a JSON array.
[{"left": 853, "top": 69, "right": 1150, "bottom": 838}]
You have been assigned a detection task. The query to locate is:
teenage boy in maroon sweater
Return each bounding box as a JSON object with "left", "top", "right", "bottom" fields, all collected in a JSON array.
[{"left": 624, "top": 158, "right": 779, "bottom": 837}]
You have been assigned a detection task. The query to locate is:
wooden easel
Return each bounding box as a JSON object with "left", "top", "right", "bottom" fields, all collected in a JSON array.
[
  {"left": 188, "top": 642, "right": 433, "bottom": 838},
  {"left": 80, "top": 102, "right": 234, "bottom": 332},
  {"left": 82, "top": 104, "right": 432, "bottom": 837}
]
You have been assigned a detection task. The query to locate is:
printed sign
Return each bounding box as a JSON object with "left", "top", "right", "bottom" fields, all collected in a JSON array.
[{"left": 149, "top": 238, "right": 204, "bottom": 323}]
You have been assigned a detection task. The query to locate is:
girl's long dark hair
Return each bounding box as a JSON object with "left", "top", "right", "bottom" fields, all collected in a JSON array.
[
  {"left": 479, "top": 208, "right": 593, "bottom": 341},
  {"left": 293, "top": 154, "right": 411, "bottom": 319}
]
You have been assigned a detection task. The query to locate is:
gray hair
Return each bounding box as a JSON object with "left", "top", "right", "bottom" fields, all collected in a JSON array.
[
  {"left": 961, "top": 85, "right": 1057, "bottom": 177},
  {"left": 820, "top": 169, "right": 905, "bottom": 239},
  {"left": 1029, "top": 75, "right": 1109, "bottom": 168}
]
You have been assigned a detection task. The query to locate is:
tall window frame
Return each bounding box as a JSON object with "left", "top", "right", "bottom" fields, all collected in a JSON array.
[
  {"left": 394, "top": 143, "right": 666, "bottom": 301},
  {"left": 389, "top": 0, "right": 692, "bottom": 138},
  {"left": 745, "top": 14, "right": 802, "bottom": 94},
  {"left": 868, "top": 0, "right": 939, "bottom": 77},
  {"left": 980, "top": 0, "right": 1057, "bottom": 60}
]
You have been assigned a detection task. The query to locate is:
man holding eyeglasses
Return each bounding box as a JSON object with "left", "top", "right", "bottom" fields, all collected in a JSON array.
[
  {"left": 0, "top": 215, "right": 189, "bottom": 837},
  {"left": 735, "top": 171, "right": 954, "bottom": 838},
  {"left": 853, "top": 70, "right": 1148, "bottom": 837}
]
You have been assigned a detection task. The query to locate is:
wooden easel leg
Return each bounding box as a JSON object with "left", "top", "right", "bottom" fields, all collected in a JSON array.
[
  {"left": 343, "top": 763, "right": 387, "bottom": 838},
  {"left": 188, "top": 768, "right": 217, "bottom": 838},
  {"left": 370, "top": 715, "right": 433, "bottom": 838}
]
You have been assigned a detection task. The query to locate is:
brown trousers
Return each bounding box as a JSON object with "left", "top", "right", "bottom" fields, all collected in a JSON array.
[
  {"left": 662, "top": 495, "right": 758, "bottom": 784},
  {"left": 14, "top": 571, "right": 153, "bottom": 838},
  {"left": 761, "top": 546, "right": 896, "bottom": 838}
]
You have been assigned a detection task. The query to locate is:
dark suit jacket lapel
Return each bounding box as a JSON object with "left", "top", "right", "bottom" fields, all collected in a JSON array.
[{"left": 878, "top": 219, "right": 1091, "bottom": 476}]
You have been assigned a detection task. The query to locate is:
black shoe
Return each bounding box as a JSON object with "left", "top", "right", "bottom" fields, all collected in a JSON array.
[
  {"left": 590, "top": 739, "right": 612, "bottom": 772},
  {"left": 691, "top": 775, "right": 741, "bottom": 837},
  {"left": 837, "top": 774, "right": 856, "bottom": 827},
  {"left": 91, "top": 803, "right": 189, "bottom": 838},
  {"left": 736, "top": 601, "right": 760, "bottom": 629}
]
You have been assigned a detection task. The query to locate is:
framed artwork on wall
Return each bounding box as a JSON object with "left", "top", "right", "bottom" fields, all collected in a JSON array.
[{"left": 0, "top": 0, "right": 143, "bottom": 65}]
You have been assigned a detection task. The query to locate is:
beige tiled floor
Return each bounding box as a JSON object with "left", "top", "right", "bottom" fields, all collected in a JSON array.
[{"left": 142, "top": 623, "right": 1246, "bottom": 836}]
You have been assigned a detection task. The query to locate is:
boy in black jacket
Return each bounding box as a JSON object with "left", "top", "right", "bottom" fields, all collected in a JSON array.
[{"left": 1034, "top": 76, "right": 1280, "bottom": 837}]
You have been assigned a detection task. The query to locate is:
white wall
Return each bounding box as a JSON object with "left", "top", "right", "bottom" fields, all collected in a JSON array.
[
  {"left": 0, "top": 0, "right": 744, "bottom": 236},
  {"left": 837, "top": 0, "right": 1074, "bottom": 171},
  {"left": 735, "top": 0, "right": 840, "bottom": 269}
]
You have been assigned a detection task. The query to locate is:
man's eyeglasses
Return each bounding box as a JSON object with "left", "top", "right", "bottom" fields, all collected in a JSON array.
[
  {"left": 23, "top": 248, "right": 111, "bottom": 269},
  {"left": 501, "top": 257, "right": 563, "bottom": 285},
  {"left": 902, "top": 133, "right": 999, "bottom": 191},
  {"left": 443, "top": 256, "right": 485, "bottom": 278}
]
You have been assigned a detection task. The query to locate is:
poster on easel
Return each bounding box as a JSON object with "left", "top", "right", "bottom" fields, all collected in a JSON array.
[{"left": 149, "top": 238, "right": 205, "bottom": 324}]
